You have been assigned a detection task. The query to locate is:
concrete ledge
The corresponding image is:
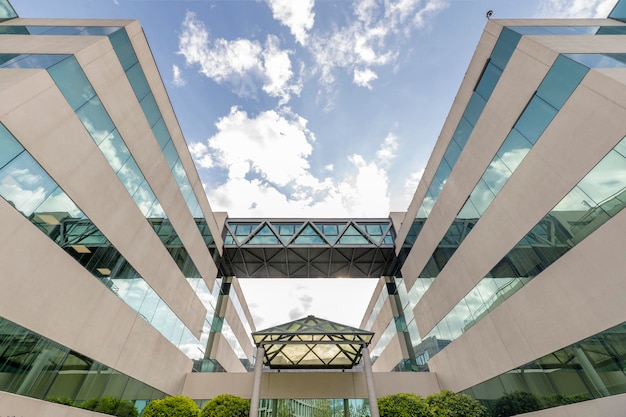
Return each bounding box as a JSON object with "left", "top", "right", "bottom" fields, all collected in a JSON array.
[{"left": 182, "top": 371, "right": 441, "bottom": 400}]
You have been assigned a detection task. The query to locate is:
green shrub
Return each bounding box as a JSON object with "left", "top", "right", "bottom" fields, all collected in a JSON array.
[
  {"left": 142, "top": 396, "right": 200, "bottom": 417},
  {"left": 78, "top": 396, "right": 138, "bottom": 417},
  {"left": 201, "top": 394, "right": 249, "bottom": 417},
  {"left": 45, "top": 396, "right": 74, "bottom": 406},
  {"left": 378, "top": 393, "right": 433, "bottom": 417},
  {"left": 426, "top": 390, "right": 487, "bottom": 417},
  {"left": 492, "top": 391, "right": 541, "bottom": 417}
]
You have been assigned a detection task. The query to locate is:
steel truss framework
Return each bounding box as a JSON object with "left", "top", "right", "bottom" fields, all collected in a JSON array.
[{"left": 222, "top": 219, "right": 396, "bottom": 278}]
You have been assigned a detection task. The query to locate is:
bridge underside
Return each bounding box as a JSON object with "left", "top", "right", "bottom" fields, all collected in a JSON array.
[{"left": 221, "top": 219, "right": 397, "bottom": 278}]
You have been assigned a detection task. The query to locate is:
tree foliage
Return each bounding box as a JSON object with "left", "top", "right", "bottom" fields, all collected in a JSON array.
[
  {"left": 142, "top": 396, "right": 200, "bottom": 417},
  {"left": 425, "top": 390, "right": 487, "bottom": 417},
  {"left": 45, "top": 396, "right": 74, "bottom": 406},
  {"left": 201, "top": 394, "right": 249, "bottom": 417},
  {"left": 492, "top": 391, "right": 541, "bottom": 417},
  {"left": 78, "top": 396, "right": 138, "bottom": 417},
  {"left": 378, "top": 393, "right": 433, "bottom": 417}
]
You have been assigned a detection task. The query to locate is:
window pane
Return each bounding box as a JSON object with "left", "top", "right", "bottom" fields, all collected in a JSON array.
[
  {"left": 108, "top": 28, "right": 138, "bottom": 71},
  {"left": 475, "top": 61, "right": 503, "bottom": 100},
  {"left": 126, "top": 62, "right": 150, "bottom": 101},
  {"left": 0, "top": 152, "right": 57, "bottom": 216},
  {"left": 463, "top": 92, "right": 487, "bottom": 127},
  {"left": 76, "top": 96, "right": 115, "bottom": 144},
  {"left": 140, "top": 92, "right": 160, "bottom": 127},
  {"left": 514, "top": 96, "right": 557, "bottom": 144},
  {"left": 496, "top": 129, "right": 532, "bottom": 172},
  {"left": 99, "top": 129, "right": 131, "bottom": 172},
  {"left": 538, "top": 55, "right": 588, "bottom": 110},
  {"left": 48, "top": 56, "right": 95, "bottom": 111},
  {"left": 0, "top": 124, "right": 24, "bottom": 169}
]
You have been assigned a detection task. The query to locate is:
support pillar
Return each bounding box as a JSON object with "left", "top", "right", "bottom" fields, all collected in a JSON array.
[
  {"left": 250, "top": 346, "right": 265, "bottom": 417},
  {"left": 362, "top": 346, "right": 380, "bottom": 417},
  {"left": 574, "top": 347, "right": 610, "bottom": 397}
]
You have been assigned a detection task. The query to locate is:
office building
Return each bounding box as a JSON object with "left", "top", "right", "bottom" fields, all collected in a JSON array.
[{"left": 2, "top": 0, "right": 626, "bottom": 416}]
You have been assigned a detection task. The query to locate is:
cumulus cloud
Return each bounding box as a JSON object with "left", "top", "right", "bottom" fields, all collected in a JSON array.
[
  {"left": 266, "top": 0, "right": 315, "bottom": 45},
  {"left": 177, "top": 11, "right": 300, "bottom": 103},
  {"left": 172, "top": 64, "right": 185, "bottom": 87},
  {"left": 309, "top": 0, "right": 448, "bottom": 91},
  {"left": 191, "top": 108, "right": 400, "bottom": 217},
  {"left": 539, "top": 0, "right": 617, "bottom": 17}
]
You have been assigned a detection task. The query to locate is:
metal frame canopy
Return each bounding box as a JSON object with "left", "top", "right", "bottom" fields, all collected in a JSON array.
[{"left": 252, "top": 315, "right": 374, "bottom": 370}]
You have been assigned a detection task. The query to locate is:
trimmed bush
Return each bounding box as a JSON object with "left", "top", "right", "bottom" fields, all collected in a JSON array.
[
  {"left": 201, "top": 394, "right": 250, "bottom": 417},
  {"left": 378, "top": 393, "right": 433, "bottom": 417},
  {"left": 78, "top": 396, "right": 138, "bottom": 417},
  {"left": 492, "top": 391, "right": 541, "bottom": 417},
  {"left": 45, "top": 396, "right": 74, "bottom": 406},
  {"left": 142, "top": 396, "right": 200, "bottom": 417},
  {"left": 426, "top": 390, "right": 487, "bottom": 417}
]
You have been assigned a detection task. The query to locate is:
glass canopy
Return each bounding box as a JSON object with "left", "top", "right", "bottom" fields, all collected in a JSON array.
[{"left": 252, "top": 316, "right": 374, "bottom": 370}]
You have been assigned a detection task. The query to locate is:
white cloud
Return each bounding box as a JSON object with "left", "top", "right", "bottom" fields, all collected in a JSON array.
[
  {"left": 193, "top": 108, "right": 399, "bottom": 217},
  {"left": 239, "top": 279, "right": 378, "bottom": 329},
  {"left": 353, "top": 68, "right": 378, "bottom": 89},
  {"left": 539, "top": 0, "right": 617, "bottom": 17},
  {"left": 376, "top": 133, "right": 399, "bottom": 165},
  {"left": 177, "top": 11, "right": 301, "bottom": 103},
  {"left": 308, "top": 0, "right": 449, "bottom": 92},
  {"left": 172, "top": 64, "right": 185, "bottom": 87},
  {"left": 266, "top": 0, "right": 315, "bottom": 45}
]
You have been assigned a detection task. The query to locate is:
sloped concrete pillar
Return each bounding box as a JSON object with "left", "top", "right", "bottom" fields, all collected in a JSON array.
[
  {"left": 362, "top": 346, "right": 380, "bottom": 417},
  {"left": 250, "top": 346, "right": 265, "bottom": 417}
]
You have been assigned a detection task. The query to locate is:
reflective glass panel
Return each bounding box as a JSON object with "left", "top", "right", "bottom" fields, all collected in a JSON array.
[
  {"left": 514, "top": 96, "right": 557, "bottom": 144},
  {"left": 48, "top": 56, "right": 95, "bottom": 110}
]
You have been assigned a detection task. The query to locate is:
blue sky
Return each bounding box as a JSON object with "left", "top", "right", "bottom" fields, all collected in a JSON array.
[{"left": 9, "top": 0, "right": 619, "bottom": 327}]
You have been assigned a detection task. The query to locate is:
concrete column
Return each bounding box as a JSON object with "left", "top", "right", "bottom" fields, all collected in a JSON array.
[
  {"left": 574, "top": 347, "right": 611, "bottom": 397},
  {"left": 250, "top": 346, "right": 265, "bottom": 417},
  {"left": 16, "top": 348, "right": 51, "bottom": 396},
  {"left": 361, "top": 346, "right": 380, "bottom": 417}
]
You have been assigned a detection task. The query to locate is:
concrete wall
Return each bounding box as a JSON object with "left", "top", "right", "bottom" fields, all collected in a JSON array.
[{"left": 182, "top": 371, "right": 440, "bottom": 400}]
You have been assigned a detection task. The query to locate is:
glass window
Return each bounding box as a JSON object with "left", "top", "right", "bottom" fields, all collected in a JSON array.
[
  {"left": 131, "top": 180, "right": 157, "bottom": 217},
  {"left": 463, "top": 92, "right": 487, "bottom": 127},
  {"left": 490, "top": 27, "right": 521, "bottom": 70},
  {"left": 108, "top": 28, "right": 138, "bottom": 71},
  {"left": 468, "top": 179, "right": 497, "bottom": 216},
  {"left": 475, "top": 61, "right": 503, "bottom": 101},
  {"left": 482, "top": 154, "right": 513, "bottom": 196},
  {"left": 117, "top": 158, "right": 144, "bottom": 196},
  {"left": 496, "top": 129, "right": 532, "bottom": 172},
  {"left": 0, "top": 152, "right": 57, "bottom": 216},
  {"left": 514, "top": 96, "right": 557, "bottom": 144},
  {"left": 162, "top": 141, "right": 179, "bottom": 170},
  {"left": 151, "top": 118, "right": 171, "bottom": 150},
  {"left": 442, "top": 135, "right": 464, "bottom": 168},
  {"left": 293, "top": 224, "right": 325, "bottom": 244},
  {"left": 126, "top": 62, "right": 150, "bottom": 101},
  {"left": 99, "top": 129, "right": 131, "bottom": 172},
  {"left": 576, "top": 149, "right": 626, "bottom": 206},
  {"left": 0, "top": 124, "right": 24, "bottom": 169},
  {"left": 537, "top": 55, "right": 588, "bottom": 110},
  {"left": 76, "top": 96, "right": 116, "bottom": 145},
  {"left": 451, "top": 116, "right": 473, "bottom": 149},
  {"left": 0, "top": 54, "right": 69, "bottom": 69},
  {"left": 48, "top": 56, "right": 96, "bottom": 111},
  {"left": 140, "top": 92, "right": 161, "bottom": 128},
  {"left": 0, "top": 26, "right": 29, "bottom": 34},
  {"left": 0, "top": 0, "right": 17, "bottom": 18}
]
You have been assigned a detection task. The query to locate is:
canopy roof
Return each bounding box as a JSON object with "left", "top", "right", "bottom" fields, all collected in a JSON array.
[{"left": 252, "top": 315, "right": 374, "bottom": 370}]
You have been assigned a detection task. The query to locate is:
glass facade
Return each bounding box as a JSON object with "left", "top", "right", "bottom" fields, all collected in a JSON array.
[
  {"left": 0, "top": 122, "right": 200, "bottom": 354},
  {"left": 47, "top": 55, "right": 204, "bottom": 283},
  {"left": 418, "top": 55, "right": 588, "bottom": 281},
  {"left": 463, "top": 322, "right": 626, "bottom": 416},
  {"left": 0, "top": 0, "right": 17, "bottom": 20},
  {"left": 398, "top": 27, "right": 521, "bottom": 263},
  {"left": 426, "top": 132, "right": 626, "bottom": 356},
  {"left": 0, "top": 316, "right": 164, "bottom": 407}
]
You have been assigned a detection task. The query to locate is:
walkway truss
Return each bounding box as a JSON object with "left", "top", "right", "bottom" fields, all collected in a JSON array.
[{"left": 221, "top": 219, "right": 396, "bottom": 278}]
